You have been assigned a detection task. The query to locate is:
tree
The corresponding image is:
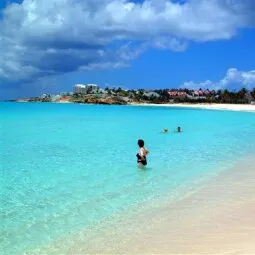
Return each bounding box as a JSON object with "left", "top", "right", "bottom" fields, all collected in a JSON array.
[
  {"left": 251, "top": 88, "right": 255, "bottom": 99},
  {"left": 238, "top": 88, "right": 247, "bottom": 97},
  {"left": 219, "top": 89, "right": 231, "bottom": 103},
  {"left": 116, "top": 87, "right": 122, "bottom": 93}
]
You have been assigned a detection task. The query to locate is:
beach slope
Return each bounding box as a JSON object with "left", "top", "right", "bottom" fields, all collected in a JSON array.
[{"left": 72, "top": 155, "right": 255, "bottom": 254}]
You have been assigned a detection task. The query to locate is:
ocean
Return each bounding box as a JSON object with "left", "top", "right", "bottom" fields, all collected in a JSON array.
[{"left": 1, "top": 102, "right": 255, "bottom": 254}]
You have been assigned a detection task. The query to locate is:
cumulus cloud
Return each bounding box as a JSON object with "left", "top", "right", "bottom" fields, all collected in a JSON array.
[
  {"left": 0, "top": 0, "right": 255, "bottom": 86},
  {"left": 182, "top": 68, "right": 255, "bottom": 90}
]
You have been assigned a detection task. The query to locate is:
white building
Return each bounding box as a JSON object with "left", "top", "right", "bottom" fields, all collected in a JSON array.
[
  {"left": 73, "top": 84, "right": 87, "bottom": 94},
  {"left": 73, "top": 84, "right": 99, "bottom": 94},
  {"left": 86, "top": 84, "right": 99, "bottom": 93}
]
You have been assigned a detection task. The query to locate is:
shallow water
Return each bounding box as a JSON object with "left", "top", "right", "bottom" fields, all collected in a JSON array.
[{"left": 1, "top": 102, "right": 255, "bottom": 254}]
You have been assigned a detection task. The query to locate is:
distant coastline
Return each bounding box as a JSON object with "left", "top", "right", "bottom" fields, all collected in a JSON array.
[
  {"left": 6, "top": 86, "right": 255, "bottom": 112},
  {"left": 8, "top": 86, "right": 255, "bottom": 106}
]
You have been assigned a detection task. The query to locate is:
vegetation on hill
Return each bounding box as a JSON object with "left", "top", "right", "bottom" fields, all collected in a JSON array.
[{"left": 14, "top": 87, "right": 255, "bottom": 105}]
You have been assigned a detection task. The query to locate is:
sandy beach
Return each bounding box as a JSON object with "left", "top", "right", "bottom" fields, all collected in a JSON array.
[
  {"left": 131, "top": 103, "right": 255, "bottom": 112},
  {"left": 62, "top": 155, "right": 255, "bottom": 255}
]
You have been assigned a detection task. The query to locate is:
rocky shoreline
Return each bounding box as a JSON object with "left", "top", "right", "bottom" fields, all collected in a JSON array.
[
  {"left": 15, "top": 96, "right": 127, "bottom": 105},
  {"left": 73, "top": 97, "right": 127, "bottom": 105}
]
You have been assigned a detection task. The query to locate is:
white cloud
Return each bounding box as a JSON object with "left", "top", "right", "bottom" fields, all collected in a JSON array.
[
  {"left": 220, "top": 68, "right": 255, "bottom": 88},
  {"left": 182, "top": 68, "right": 255, "bottom": 90},
  {"left": 0, "top": 0, "right": 254, "bottom": 85},
  {"left": 151, "top": 36, "right": 188, "bottom": 51},
  {"left": 79, "top": 61, "right": 128, "bottom": 71}
]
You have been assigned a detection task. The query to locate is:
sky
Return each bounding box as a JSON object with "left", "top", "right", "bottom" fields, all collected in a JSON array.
[{"left": 0, "top": 0, "right": 255, "bottom": 100}]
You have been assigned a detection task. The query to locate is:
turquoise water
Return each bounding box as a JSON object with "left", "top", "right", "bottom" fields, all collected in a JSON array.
[{"left": 1, "top": 102, "right": 255, "bottom": 254}]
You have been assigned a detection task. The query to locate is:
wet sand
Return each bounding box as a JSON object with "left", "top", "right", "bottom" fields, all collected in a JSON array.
[{"left": 70, "top": 155, "right": 255, "bottom": 254}]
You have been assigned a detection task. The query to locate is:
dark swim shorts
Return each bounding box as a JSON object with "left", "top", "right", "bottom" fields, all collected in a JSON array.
[{"left": 136, "top": 153, "right": 147, "bottom": 166}]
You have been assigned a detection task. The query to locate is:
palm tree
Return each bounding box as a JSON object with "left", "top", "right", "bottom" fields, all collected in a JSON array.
[
  {"left": 251, "top": 88, "right": 255, "bottom": 99},
  {"left": 238, "top": 88, "right": 247, "bottom": 97}
]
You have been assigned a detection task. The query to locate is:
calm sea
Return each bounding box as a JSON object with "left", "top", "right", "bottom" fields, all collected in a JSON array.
[{"left": 1, "top": 102, "right": 255, "bottom": 254}]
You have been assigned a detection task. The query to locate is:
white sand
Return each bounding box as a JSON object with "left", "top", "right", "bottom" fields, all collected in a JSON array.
[
  {"left": 130, "top": 103, "right": 255, "bottom": 112},
  {"left": 70, "top": 155, "right": 255, "bottom": 254}
]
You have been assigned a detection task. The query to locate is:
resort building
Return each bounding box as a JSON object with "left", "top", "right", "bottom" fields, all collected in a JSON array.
[
  {"left": 87, "top": 84, "right": 99, "bottom": 91},
  {"left": 73, "top": 84, "right": 87, "bottom": 94},
  {"left": 73, "top": 84, "right": 99, "bottom": 94},
  {"left": 193, "top": 89, "right": 216, "bottom": 96},
  {"left": 168, "top": 90, "right": 187, "bottom": 99},
  {"left": 168, "top": 89, "right": 216, "bottom": 100}
]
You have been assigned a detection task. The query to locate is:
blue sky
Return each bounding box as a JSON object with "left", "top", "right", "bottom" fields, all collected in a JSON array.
[{"left": 0, "top": 0, "right": 255, "bottom": 99}]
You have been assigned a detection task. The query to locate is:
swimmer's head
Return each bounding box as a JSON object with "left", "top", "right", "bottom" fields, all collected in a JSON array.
[
  {"left": 177, "top": 126, "right": 181, "bottom": 132},
  {"left": 163, "top": 128, "right": 168, "bottom": 133},
  {"left": 138, "top": 139, "right": 145, "bottom": 147}
]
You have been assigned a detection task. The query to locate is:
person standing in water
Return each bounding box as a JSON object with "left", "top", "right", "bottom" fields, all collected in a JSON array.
[
  {"left": 136, "top": 139, "right": 149, "bottom": 167},
  {"left": 162, "top": 128, "right": 169, "bottom": 133}
]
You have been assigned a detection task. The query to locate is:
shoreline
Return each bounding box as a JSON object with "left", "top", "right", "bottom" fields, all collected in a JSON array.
[
  {"left": 130, "top": 102, "right": 255, "bottom": 112},
  {"left": 74, "top": 154, "right": 255, "bottom": 254}
]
